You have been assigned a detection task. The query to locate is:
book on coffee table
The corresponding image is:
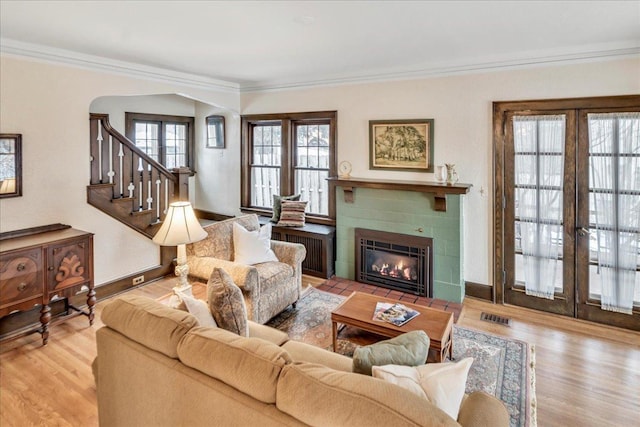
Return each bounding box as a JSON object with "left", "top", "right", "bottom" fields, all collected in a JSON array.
[{"left": 373, "top": 302, "right": 420, "bottom": 326}]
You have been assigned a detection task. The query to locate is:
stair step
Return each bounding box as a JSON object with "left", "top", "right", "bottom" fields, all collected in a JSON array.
[
  {"left": 88, "top": 182, "right": 115, "bottom": 189},
  {"left": 131, "top": 209, "right": 155, "bottom": 217},
  {"left": 111, "top": 197, "right": 135, "bottom": 203}
]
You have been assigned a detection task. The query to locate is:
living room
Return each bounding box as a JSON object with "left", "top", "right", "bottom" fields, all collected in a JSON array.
[{"left": 1, "top": 1, "right": 639, "bottom": 426}]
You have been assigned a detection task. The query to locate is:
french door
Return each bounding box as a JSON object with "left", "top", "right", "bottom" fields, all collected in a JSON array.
[{"left": 495, "top": 96, "right": 640, "bottom": 330}]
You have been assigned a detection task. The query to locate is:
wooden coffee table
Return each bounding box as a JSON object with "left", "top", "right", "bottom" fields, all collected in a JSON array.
[{"left": 331, "top": 291, "right": 454, "bottom": 362}]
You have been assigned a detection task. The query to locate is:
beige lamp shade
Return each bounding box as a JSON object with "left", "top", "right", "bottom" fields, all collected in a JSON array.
[{"left": 152, "top": 201, "right": 207, "bottom": 246}]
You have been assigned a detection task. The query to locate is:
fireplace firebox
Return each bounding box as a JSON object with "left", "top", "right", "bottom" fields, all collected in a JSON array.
[{"left": 355, "top": 228, "right": 433, "bottom": 297}]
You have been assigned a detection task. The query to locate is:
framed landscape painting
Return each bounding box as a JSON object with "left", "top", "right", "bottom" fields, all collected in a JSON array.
[{"left": 369, "top": 119, "right": 434, "bottom": 172}]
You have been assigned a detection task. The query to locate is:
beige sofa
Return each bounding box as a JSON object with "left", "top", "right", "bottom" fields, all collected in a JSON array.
[
  {"left": 94, "top": 294, "right": 509, "bottom": 427},
  {"left": 186, "top": 214, "right": 306, "bottom": 324}
]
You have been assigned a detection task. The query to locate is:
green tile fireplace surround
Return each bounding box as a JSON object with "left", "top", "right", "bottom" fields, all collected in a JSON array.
[{"left": 331, "top": 179, "right": 471, "bottom": 303}]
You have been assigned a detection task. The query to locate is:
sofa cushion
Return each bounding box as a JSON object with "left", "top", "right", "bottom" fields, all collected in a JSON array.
[
  {"left": 271, "top": 194, "right": 301, "bottom": 223},
  {"left": 352, "top": 330, "right": 430, "bottom": 375},
  {"left": 276, "top": 362, "right": 459, "bottom": 427},
  {"left": 207, "top": 267, "right": 249, "bottom": 336},
  {"left": 187, "top": 214, "right": 260, "bottom": 260},
  {"left": 177, "top": 327, "right": 292, "bottom": 404},
  {"left": 100, "top": 294, "right": 198, "bottom": 359},
  {"left": 372, "top": 357, "right": 474, "bottom": 421},
  {"left": 248, "top": 321, "right": 289, "bottom": 346},
  {"left": 281, "top": 340, "right": 352, "bottom": 372},
  {"left": 233, "top": 222, "right": 278, "bottom": 265}
]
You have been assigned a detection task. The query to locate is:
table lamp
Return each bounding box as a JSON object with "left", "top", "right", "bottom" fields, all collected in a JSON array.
[{"left": 152, "top": 201, "right": 207, "bottom": 294}]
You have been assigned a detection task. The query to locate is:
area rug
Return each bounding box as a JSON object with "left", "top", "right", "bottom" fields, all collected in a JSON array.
[{"left": 267, "top": 287, "right": 537, "bottom": 427}]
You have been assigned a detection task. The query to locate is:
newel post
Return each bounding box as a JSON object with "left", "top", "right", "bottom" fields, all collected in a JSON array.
[{"left": 172, "top": 167, "right": 192, "bottom": 201}]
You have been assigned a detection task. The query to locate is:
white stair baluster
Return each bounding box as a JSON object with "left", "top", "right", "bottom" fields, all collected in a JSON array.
[
  {"left": 164, "top": 179, "right": 168, "bottom": 214},
  {"left": 107, "top": 135, "right": 115, "bottom": 184},
  {"left": 118, "top": 144, "right": 124, "bottom": 197},
  {"left": 155, "top": 179, "right": 161, "bottom": 220},
  {"left": 146, "top": 166, "right": 153, "bottom": 210},
  {"left": 138, "top": 159, "right": 144, "bottom": 211},
  {"left": 97, "top": 120, "right": 103, "bottom": 183}
]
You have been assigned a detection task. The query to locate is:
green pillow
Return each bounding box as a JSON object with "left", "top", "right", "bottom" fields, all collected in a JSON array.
[
  {"left": 271, "top": 194, "right": 301, "bottom": 222},
  {"left": 352, "top": 330, "right": 430, "bottom": 376}
]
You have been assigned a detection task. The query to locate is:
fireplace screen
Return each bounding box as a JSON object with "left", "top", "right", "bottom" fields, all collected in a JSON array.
[{"left": 355, "top": 228, "right": 433, "bottom": 297}]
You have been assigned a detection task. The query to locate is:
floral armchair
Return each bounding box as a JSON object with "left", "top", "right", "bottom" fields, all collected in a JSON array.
[{"left": 186, "top": 214, "right": 306, "bottom": 324}]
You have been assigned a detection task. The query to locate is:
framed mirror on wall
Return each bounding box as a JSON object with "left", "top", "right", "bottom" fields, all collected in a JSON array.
[
  {"left": 206, "top": 115, "right": 225, "bottom": 148},
  {"left": 0, "top": 134, "right": 22, "bottom": 198}
]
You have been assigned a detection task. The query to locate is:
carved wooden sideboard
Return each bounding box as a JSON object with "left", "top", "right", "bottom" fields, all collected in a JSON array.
[{"left": 0, "top": 224, "right": 95, "bottom": 345}]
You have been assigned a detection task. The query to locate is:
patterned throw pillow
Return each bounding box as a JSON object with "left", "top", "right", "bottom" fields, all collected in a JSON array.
[
  {"left": 271, "top": 194, "right": 301, "bottom": 222},
  {"left": 277, "top": 200, "right": 308, "bottom": 227},
  {"left": 207, "top": 267, "right": 249, "bottom": 336}
]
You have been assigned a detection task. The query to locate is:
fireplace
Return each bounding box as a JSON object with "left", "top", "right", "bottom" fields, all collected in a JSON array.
[{"left": 355, "top": 228, "right": 433, "bottom": 297}]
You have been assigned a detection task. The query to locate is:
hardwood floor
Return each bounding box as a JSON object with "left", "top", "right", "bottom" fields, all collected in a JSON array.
[{"left": 1, "top": 276, "right": 638, "bottom": 426}]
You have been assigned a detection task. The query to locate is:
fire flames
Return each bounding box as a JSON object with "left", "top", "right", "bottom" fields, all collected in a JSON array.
[{"left": 372, "top": 260, "right": 415, "bottom": 281}]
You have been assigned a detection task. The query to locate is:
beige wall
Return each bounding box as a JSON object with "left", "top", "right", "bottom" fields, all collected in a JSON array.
[
  {"left": 240, "top": 57, "right": 640, "bottom": 285},
  {"left": 0, "top": 55, "right": 239, "bottom": 285},
  {"left": 2, "top": 53, "right": 638, "bottom": 288},
  {"left": 193, "top": 102, "right": 241, "bottom": 216}
]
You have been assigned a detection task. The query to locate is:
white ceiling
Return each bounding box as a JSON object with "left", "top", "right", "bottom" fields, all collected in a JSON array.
[{"left": 1, "top": 1, "right": 639, "bottom": 91}]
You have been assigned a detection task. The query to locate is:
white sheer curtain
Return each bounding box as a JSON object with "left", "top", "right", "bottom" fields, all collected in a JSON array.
[
  {"left": 588, "top": 112, "right": 640, "bottom": 314},
  {"left": 514, "top": 115, "right": 566, "bottom": 299}
]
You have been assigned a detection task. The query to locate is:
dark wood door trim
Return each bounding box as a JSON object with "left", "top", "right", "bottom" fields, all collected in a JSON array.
[{"left": 494, "top": 95, "right": 640, "bottom": 329}]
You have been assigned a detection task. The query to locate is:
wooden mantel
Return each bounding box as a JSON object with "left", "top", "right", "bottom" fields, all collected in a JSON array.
[{"left": 327, "top": 176, "right": 472, "bottom": 212}]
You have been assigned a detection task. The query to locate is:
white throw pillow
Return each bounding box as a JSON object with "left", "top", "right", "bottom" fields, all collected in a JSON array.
[
  {"left": 372, "top": 357, "right": 473, "bottom": 420},
  {"left": 232, "top": 222, "right": 278, "bottom": 265},
  {"left": 176, "top": 291, "right": 217, "bottom": 328}
]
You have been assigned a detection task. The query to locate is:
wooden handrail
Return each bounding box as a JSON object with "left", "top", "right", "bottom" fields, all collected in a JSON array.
[{"left": 89, "top": 113, "right": 176, "bottom": 181}]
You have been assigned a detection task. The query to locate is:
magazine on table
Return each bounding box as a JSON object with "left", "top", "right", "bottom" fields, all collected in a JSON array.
[
  {"left": 372, "top": 302, "right": 393, "bottom": 320},
  {"left": 373, "top": 302, "right": 420, "bottom": 326}
]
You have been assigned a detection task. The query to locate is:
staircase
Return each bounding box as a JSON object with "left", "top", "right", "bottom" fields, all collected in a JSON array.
[{"left": 87, "top": 114, "right": 190, "bottom": 238}]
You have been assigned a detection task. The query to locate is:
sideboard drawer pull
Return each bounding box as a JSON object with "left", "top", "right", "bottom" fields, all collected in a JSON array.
[
  {"left": 17, "top": 282, "right": 27, "bottom": 292},
  {"left": 48, "top": 266, "right": 55, "bottom": 271},
  {"left": 17, "top": 263, "right": 26, "bottom": 271}
]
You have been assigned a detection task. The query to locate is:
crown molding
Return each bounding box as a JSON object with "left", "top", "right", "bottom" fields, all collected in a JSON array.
[
  {"left": 0, "top": 38, "right": 240, "bottom": 93},
  {"left": 240, "top": 45, "right": 640, "bottom": 93},
  {"left": 2, "top": 38, "right": 638, "bottom": 94}
]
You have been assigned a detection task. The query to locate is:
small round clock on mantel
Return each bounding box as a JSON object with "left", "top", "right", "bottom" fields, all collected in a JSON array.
[{"left": 338, "top": 161, "right": 352, "bottom": 178}]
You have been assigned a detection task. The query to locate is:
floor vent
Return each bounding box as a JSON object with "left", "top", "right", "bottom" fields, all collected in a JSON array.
[{"left": 480, "top": 312, "right": 511, "bottom": 326}]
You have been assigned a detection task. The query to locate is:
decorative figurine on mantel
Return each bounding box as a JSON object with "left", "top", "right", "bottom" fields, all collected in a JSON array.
[{"left": 445, "top": 163, "right": 459, "bottom": 185}]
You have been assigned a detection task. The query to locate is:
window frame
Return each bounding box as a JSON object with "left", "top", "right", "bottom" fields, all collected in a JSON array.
[
  {"left": 125, "top": 112, "right": 195, "bottom": 170},
  {"left": 241, "top": 111, "right": 337, "bottom": 225},
  {"left": 0, "top": 133, "right": 22, "bottom": 199}
]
